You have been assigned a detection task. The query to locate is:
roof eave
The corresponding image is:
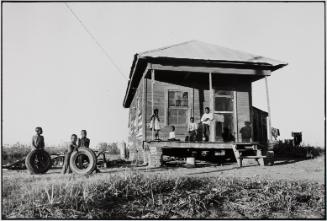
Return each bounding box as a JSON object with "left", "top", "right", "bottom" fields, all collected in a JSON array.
[{"left": 123, "top": 57, "right": 288, "bottom": 108}]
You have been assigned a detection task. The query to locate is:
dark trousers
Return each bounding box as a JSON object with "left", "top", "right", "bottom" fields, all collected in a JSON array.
[
  {"left": 202, "top": 124, "right": 210, "bottom": 141},
  {"left": 78, "top": 155, "right": 87, "bottom": 168},
  {"left": 62, "top": 152, "right": 72, "bottom": 174},
  {"left": 189, "top": 130, "right": 197, "bottom": 141}
]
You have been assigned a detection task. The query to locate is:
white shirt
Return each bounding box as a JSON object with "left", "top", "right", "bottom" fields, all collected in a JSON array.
[
  {"left": 201, "top": 113, "right": 213, "bottom": 125},
  {"left": 169, "top": 131, "right": 176, "bottom": 139},
  {"left": 188, "top": 122, "right": 198, "bottom": 131}
]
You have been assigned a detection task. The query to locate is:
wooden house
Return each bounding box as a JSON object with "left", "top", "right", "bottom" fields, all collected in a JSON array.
[{"left": 123, "top": 40, "right": 287, "bottom": 167}]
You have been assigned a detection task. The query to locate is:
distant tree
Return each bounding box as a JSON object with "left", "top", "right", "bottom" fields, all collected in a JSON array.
[{"left": 97, "top": 142, "right": 120, "bottom": 154}]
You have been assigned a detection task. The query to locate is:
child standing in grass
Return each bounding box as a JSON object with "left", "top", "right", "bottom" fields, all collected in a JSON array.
[
  {"left": 62, "top": 134, "right": 78, "bottom": 174},
  {"left": 32, "top": 127, "right": 45, "bottom": 150},
  {"left": 150, "top": 109, "right": 160, "bottom": 140}
]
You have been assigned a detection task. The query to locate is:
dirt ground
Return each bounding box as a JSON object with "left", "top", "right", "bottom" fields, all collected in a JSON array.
[{"left": 3, "top": 156, "right": 325, "bottom": 184}]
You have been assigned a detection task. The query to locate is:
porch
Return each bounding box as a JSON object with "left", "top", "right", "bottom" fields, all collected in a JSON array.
[{"left": 144, "top": 141, "right": 270, "bottom": 168}]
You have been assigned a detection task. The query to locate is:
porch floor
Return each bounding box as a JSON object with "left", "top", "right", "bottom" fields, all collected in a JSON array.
[{"left": 145, "top": 141, "right": 261, "bottom": 149}]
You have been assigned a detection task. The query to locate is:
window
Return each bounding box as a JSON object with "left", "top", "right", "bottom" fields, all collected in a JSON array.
[
  {"left": 168, "top": 90, "right": 189, "bottom": 125},
  {"left": 215, "top": 97, "right": 233, "bottom": 111},
  {"left": 168, "top": 91, "right": 188, "bottom": 107},
  {"left": 214, "top": 90, "right": 234, "bottom": 112}
]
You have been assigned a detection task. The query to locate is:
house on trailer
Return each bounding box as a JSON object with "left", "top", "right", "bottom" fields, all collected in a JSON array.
[{"left": 123, "top": 40, "right": 287, "bottom": 167}]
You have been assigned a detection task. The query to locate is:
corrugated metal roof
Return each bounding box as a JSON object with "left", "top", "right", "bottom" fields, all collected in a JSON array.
[{"left": 138, "top": 40, "right": 287, "bottom": 67}]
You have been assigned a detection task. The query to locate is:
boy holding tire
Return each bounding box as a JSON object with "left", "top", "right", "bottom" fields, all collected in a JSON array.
[
  {"left": 62, "top": 134, "right": 78, "bottom": 174},
  {"left": 77, "top": 130, "right": 100, "bottom": 173},
  {"left": 78, "top": 130, "right": 90, "bottom": 148}
]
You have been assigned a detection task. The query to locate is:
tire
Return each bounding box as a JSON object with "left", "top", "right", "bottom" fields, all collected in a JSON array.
[
  {"left": 69, "top": 147, "right": 97, "bottom": 175},
  {"left": 25, "top": 149, "right": 52, "bottom": 174}
]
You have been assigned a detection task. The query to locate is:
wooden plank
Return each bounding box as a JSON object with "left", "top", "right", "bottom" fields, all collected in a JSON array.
[
  {"left": 232, "top": 145, "right": 242, "bottom": 167},
  {"left": 256, "top": 149, "right": 265, "bottom": 166},
  {"left": 145, "top": 141, "right": 235, "bottom": 149},
  {"left": 142, "top": 76, "right": 147, "bottom": 141},
  {"left": 209, "top": 72, "right": 215, "bottom": 142},
  {"left": 151, "top": 63, "right": 271, "bottom": 76},
  {"left": 241, "top": 155, "right": 267, "bottom": 159},
  {"left": 141, "top": 64, "right": 150, "bottom": 141},
  {"left": 233, "top": 91, "right": 238, "bottom": 142},
  {"left": 265, "top": 76, "right": 273, "bottom": 143},
  {"left": 151, "top": 69, "right": 155, "bottom": 140}
]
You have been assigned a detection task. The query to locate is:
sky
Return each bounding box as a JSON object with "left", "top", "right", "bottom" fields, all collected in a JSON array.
[{"left": 2, "top": 2, "right": 325, "bottom": 147}]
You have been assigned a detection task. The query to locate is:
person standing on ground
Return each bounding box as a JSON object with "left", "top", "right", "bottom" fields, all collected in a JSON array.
[
  {"left": 30, "top": 126, "right": 46, "bottom": 174},
  {"left": 62, "top": 134, "right": 78, "bottom": 174},
  {"left": 77, "top": 130, "right": 100, "bottom": 173}
]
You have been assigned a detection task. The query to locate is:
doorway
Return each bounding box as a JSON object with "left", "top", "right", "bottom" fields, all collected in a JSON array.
[{"left": 214, "top": 90, "right": 236, "bottom": 142}]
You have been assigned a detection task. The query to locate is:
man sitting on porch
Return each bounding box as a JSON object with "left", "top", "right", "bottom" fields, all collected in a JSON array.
[{"left": 201, "top": 107, "right": 213, "bottom": 142}]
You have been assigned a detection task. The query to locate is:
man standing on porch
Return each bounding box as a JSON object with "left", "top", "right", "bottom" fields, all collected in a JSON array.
[{"left": 201, "top": 107, "right": 213, "bottom": 142}]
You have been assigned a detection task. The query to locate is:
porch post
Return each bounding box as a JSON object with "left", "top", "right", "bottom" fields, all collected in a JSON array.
[
  {"left": 264, "top": 76, "right": 273, "bottom": 142},
  {"left": 142, "top": 76, "right": 147, "bottom": 141},
  {"left": 233, "top": 91, "right": 238, "bottom": 142},
  {"left": 151, "top": 69, "right": 155, "bottom": 140},
  {"left": 209, "top": 72, "right": 215, "bottom": 142}
]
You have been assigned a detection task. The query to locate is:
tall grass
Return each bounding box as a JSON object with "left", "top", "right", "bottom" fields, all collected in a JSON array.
[{"left": 2, "top": 171, "right": 325, "bottom": 219}]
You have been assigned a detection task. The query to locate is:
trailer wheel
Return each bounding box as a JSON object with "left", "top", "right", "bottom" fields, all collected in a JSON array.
[
  {"left": 69, "top": 147, "right": 97, "bottom": 175},
  {"left": 25, "top": 149, "right": 52, "bottom": 174}
]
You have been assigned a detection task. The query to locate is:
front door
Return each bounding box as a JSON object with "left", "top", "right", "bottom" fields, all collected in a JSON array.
[{"left": 213, "top": 90, "right": 236, "bottom": 142}]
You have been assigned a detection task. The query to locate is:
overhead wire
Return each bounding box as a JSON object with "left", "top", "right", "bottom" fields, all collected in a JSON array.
[{"left": 64, "top": 3, "right": 128, "bottom": 80}]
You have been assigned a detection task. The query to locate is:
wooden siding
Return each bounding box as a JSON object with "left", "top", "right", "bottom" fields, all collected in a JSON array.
[
  {"left": 143, "top": 76, "right": 252, "bottom": 142},
  {"left": 252, "top": 107, "right": 268, "bottom": 145},
  {"left": 127, "top": 79, "right": 144, "bottom": 160}
]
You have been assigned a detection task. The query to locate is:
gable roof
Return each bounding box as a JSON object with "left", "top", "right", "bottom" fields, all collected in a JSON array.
[{"left": 123, "top": 40, "right": 288, "bottom": 108}]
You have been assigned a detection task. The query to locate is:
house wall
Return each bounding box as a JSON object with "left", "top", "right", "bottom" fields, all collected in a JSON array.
[
  {"left": 143, "top": 76, "right": 252, "bottom": 142},
  {"left": 127, "top": 80, "right": 144, "bottom": 161}
]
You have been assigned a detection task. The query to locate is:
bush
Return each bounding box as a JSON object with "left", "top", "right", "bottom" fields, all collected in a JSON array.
[
  {"left": 2, "top": 143, "right": 31, "bottom": 165},
  {"left": 97, "top": 142, "right": 120, "bottom": 155},
  {"left": 2, "top": 143, "right": 70, "bottom": 166},
  {"left": 273, "top": 141, "right": 324, "bottom": 159}
]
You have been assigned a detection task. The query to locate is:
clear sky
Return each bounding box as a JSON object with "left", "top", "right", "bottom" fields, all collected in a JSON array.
[{"left": 2, "top": 2, "right": 325, "bottom": 147}]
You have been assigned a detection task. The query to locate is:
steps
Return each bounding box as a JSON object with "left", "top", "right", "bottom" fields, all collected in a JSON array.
[{"left": 232, "top": 144, "right": 268, "bottom": 167}]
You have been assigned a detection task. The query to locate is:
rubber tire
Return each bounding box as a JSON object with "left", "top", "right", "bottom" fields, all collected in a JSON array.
[
  {"left": 69, "top": 147, "right": 97, "bottom": 175},
  {"left": 25, "top": 149, "right": 52, "bottom": 174}
]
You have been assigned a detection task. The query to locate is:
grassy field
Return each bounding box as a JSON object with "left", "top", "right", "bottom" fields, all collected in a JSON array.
[
  {"left": 2, "top": 142, "right": 325, "bottom": 219},
  {"left": 2, "top": 161, "right": 325, "bottom": 219}
]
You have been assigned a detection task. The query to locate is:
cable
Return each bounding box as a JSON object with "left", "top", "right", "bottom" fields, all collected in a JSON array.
[{"left": 65, "top": 3, "right": 128, "bottom": 80}]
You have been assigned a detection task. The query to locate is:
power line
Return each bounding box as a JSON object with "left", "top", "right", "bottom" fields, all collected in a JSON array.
[{"left": 64, "top": 3, "right": 128, "bottom": 80}]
